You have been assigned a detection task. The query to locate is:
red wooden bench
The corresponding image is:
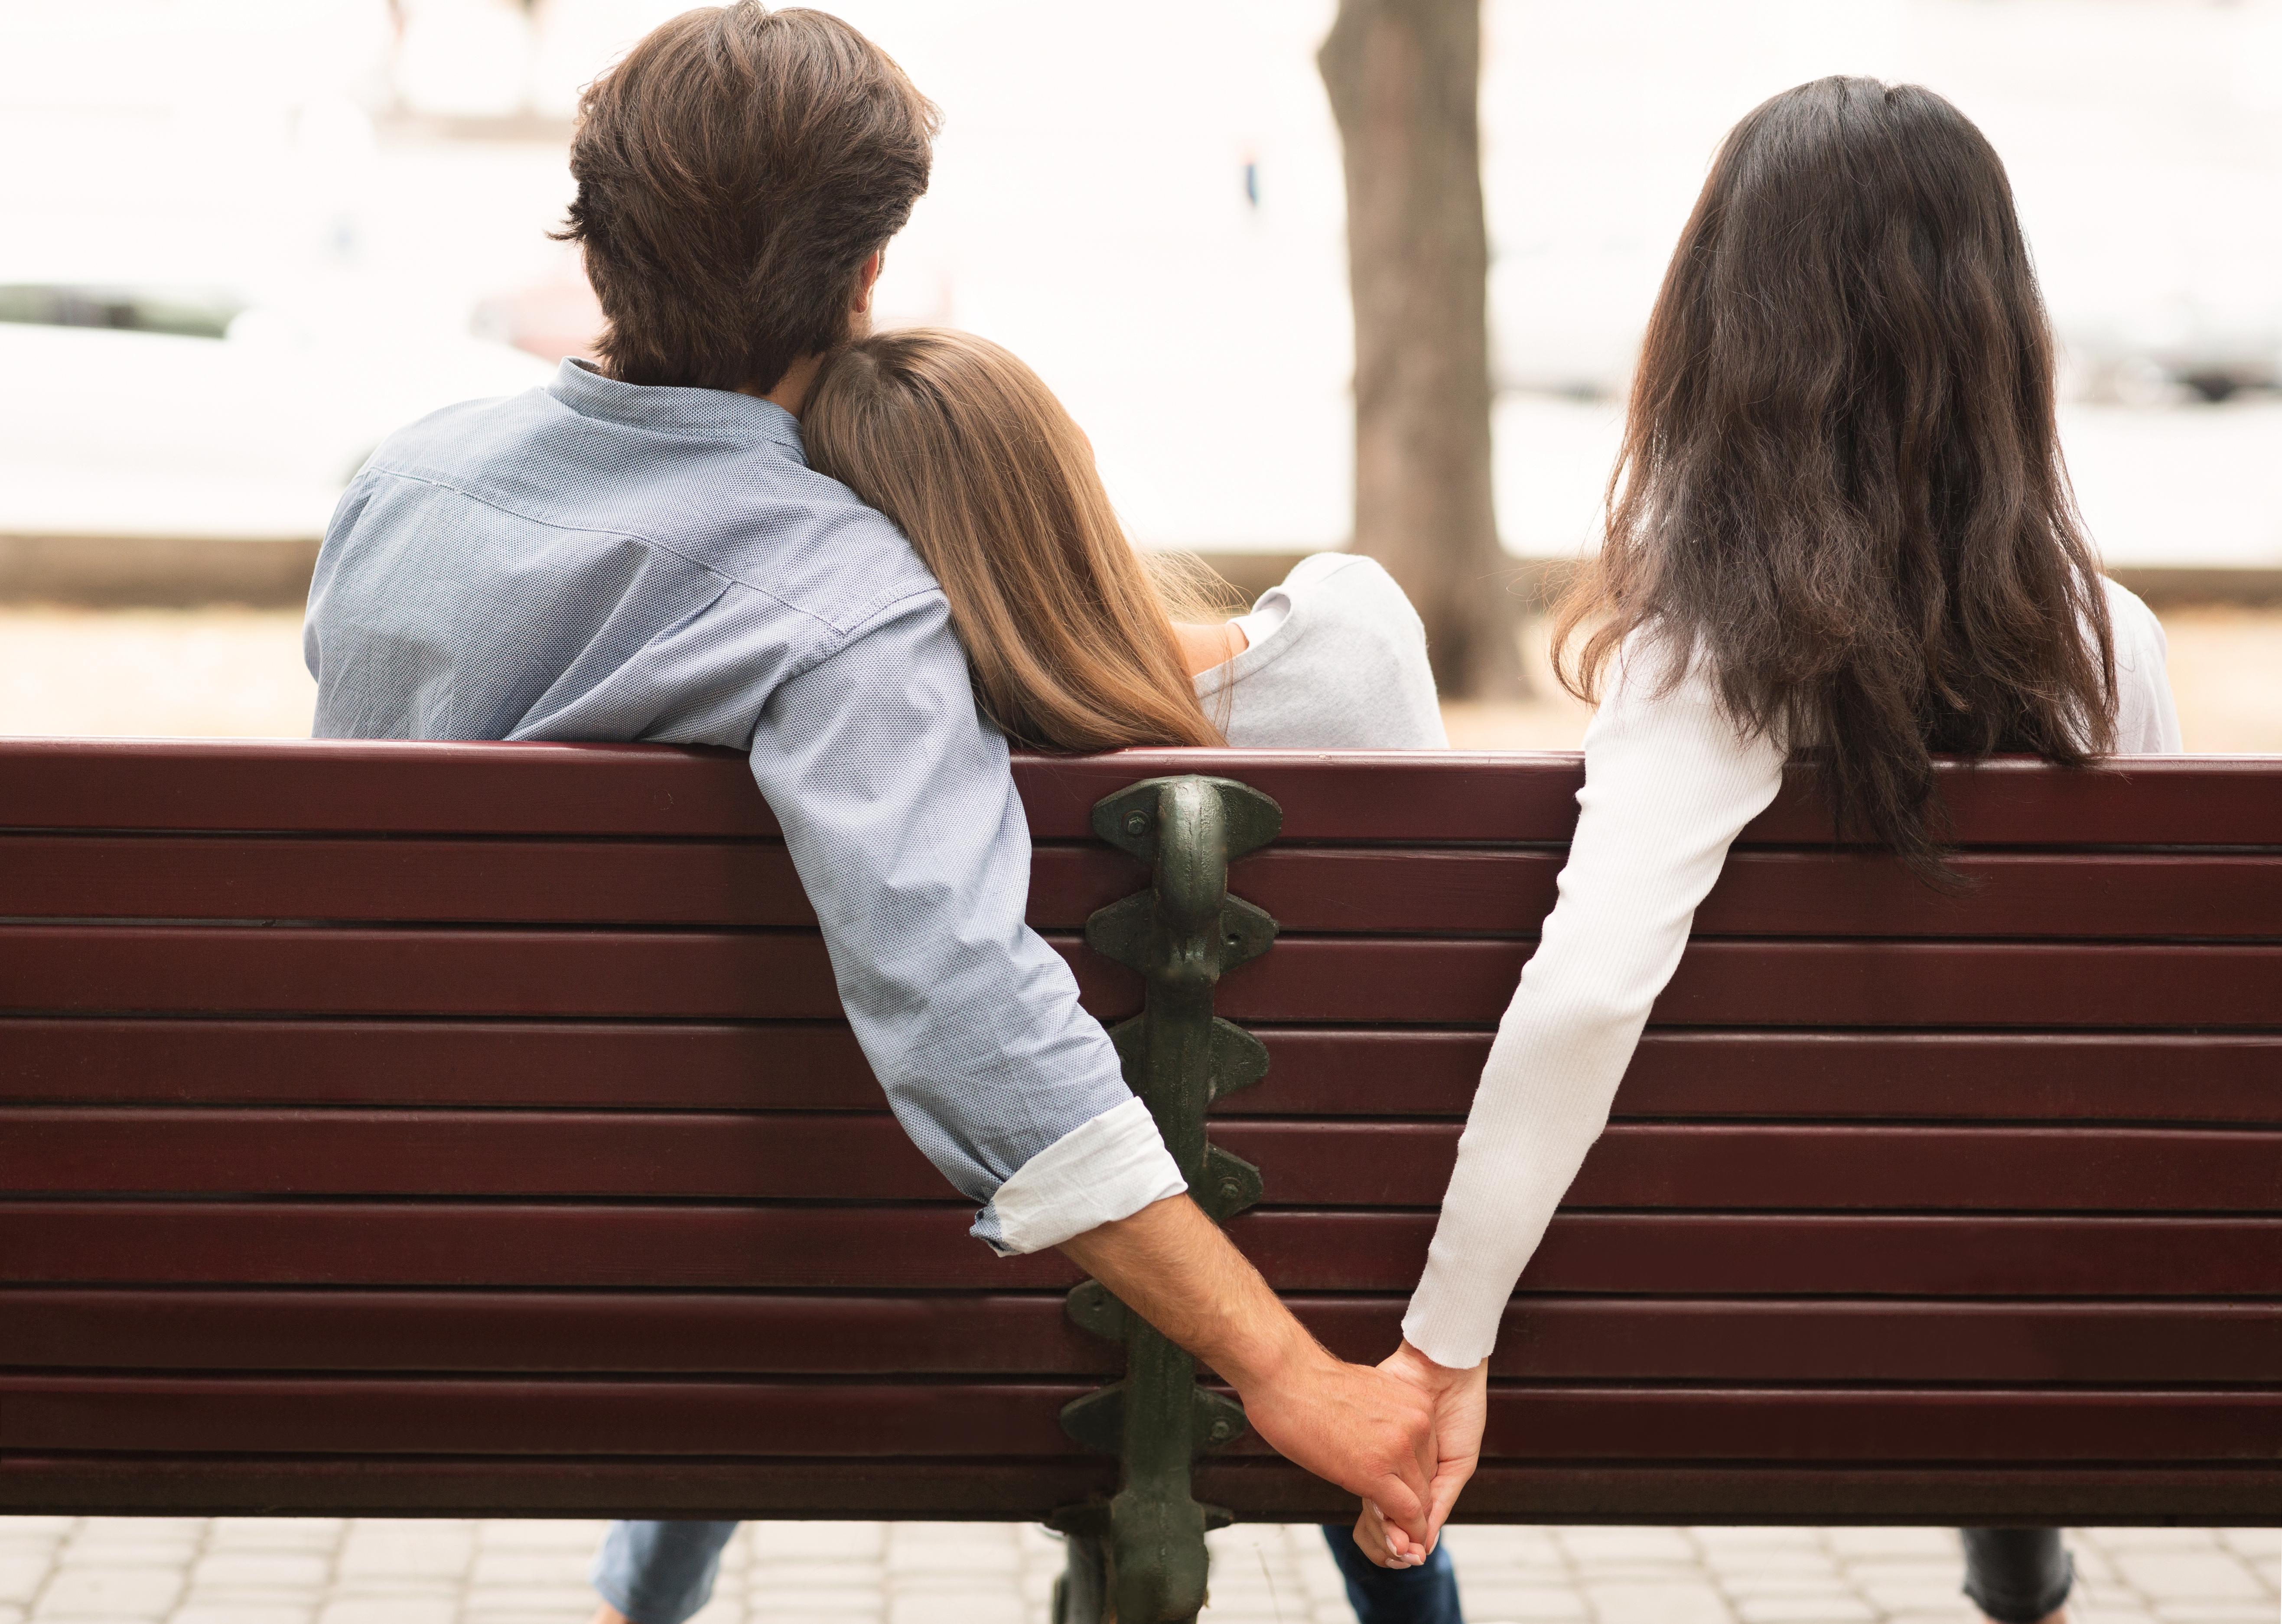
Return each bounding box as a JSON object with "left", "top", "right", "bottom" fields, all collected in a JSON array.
[{"left": 3, "top": 740, "right": 2277, "bottom": 1617}]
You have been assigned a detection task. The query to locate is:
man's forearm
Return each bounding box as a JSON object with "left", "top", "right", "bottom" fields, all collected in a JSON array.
[
  {"left": 1055, "top": 1190, "right": 1312, "bottom": 1391},
  {"left": 1057, "top": 1193, "right": 1438, "bottom": 1535}
]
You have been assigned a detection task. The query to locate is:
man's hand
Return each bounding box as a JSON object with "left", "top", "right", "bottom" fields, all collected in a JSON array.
[
  {"left": 1058, "top": 1194, "right": 1437, "bottom": 1538},
  {"left": 1233, "top": 1339, "right": 1437, "bottom": 1534},
  {"left": 1348, "top": 1340, "right": 1489, "bottom": 1569}
]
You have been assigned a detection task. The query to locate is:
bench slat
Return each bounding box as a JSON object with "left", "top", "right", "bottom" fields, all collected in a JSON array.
[
  {"left": 10, "top": 926, "right": 2279, "bottom": 1028},
  {"left": 8, "top": 1111, "right": 2276, "bottom": 1211},
  {"left": 7, "top": 741, "right": 2276, "bottom": 846},
  {"left": 13, "top": 836, "right": 2282, "bottom": 941},
  {"left": 6, "top": 1376, "right": 2276, "bottom": 1463},
  {"left": 1236, "top": 849, "right": 2282, "bottom": 941},
  {"left": 0, "top": 739, "right": 782, "bottom": 838},
  {"left": 0, "top": 925, "right": 848, "bottom": 1020},
  {"left": 0, "top": 835, "right": 820, "bottom": 927},
  {"left": 7, "top": 1204, "right": 2275, "bottom": 1295},
  {"left": 0, "top": 1376, "right": 1069, "bottom": 1458},
  {"left": 8, "top": 1021, "right": 2277, "bottom": 1123},
  {"left": 1251, "top": 1029, "right": 2282, "bottom": 1122},
  {"left": 1033, "top": 752, "right": 2282, "bottom": 848},
  {"left": 1221, "top": 941, "right": 2282, "bottom": 1028},
  {"left": 5, "top": 1453, "right": 2270, "bottom": 1525},
  {"left": 1251, "top": 1462, "right": 2282, "bottom": 1527},
  {"left": 9, "top": 1290, "right": 2277, "bottom": 1383},
  {"left": 0, "top": 1019, "right": 869, "bottom": 1109}
]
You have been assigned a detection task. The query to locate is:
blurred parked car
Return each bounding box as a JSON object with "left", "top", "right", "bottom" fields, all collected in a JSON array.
[
  {"left": 2057, "top": 293, "right": 2282, "bottom": 404},
  {"left": 0, "top": 283, "right": 556, "bottom": 536}
]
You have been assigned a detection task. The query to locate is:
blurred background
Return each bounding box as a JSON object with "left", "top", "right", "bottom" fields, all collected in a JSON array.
[{"left": 1, "top": 0, "right": 2277, "bottom": 745}]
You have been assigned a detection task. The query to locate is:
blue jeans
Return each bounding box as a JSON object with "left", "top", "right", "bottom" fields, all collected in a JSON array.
[
  {"left": 1961, "top": 1530, "right": 2074, "bottom": 1624},
  {"left": 591, "top": 1520, "right": 1463, "bottom": 1624},
  {"left": 590, "top": 1520, "right": 740, "bottom": 1624},
  {"left": 1322, "top": 1523, "right": 1465, "bottom": 1624}
]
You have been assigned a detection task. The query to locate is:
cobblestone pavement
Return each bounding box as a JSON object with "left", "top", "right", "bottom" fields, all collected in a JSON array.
[{"left": 0, "top": 1518, "right": 2271, "bottom": 1624}]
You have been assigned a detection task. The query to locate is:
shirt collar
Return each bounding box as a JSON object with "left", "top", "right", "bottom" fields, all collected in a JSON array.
[{"left": 547, "top": 358, "right": 807, "bottom": 459}]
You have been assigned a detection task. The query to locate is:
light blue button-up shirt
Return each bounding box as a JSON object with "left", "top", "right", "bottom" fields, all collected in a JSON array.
[{"left": 305, "top": 359, "right": 1183, "bottom": 1251}]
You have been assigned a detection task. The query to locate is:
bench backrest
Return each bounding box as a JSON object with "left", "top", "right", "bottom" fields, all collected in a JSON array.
[{"left": 2, "top": 739, "right": 2277, "bottom": 1526}]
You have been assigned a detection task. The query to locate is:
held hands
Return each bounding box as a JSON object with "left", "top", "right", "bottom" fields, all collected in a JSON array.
[
  {"left": 1349, "top": 1340, "right": 1489, "bottom": 1569},
  {"left": 1236, "top": 1341, "right": 1439, "bottom": 1542},
  {"left": 1050, "top": 1197, "right": 1458, "bottom": 1556}
]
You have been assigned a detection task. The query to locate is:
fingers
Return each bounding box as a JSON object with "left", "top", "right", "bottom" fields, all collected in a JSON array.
[
  {"left": 1386, "top": 1368, "right": 1438, "bottom": 1513},
  {"left": 1369, "top": 1468, "right": 1429, "bottom": 1542},
  {"left": 1375, "top": 1408, "right": 1432, "bottom": 1530},
  {"left": 1424, "top": 1427, "right": 1481, "bottom": 1536},
  {"left": 1393, "top": 1348, "right": 1487, "bottom": 1551},
  {"left": 1354, "top": 1367, "right": 1434, "bottom": 1532},
  {"left": 1418, "top": 1464, "right": 1470, "bottom": 1554},
  {"left": 1356, "top": 1502, "right": 1426, "bottom": 1569},
  {"left": 1351, "top": 1504, "right": 1396, "bottom": 1567},
  {"left": 1426, "top": 1464, "right": 1470, "bottom": 1543}
]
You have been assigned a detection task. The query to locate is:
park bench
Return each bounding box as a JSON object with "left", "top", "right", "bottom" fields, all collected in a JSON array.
[{"left": 2, "top": 738, "right": 2277, "bottom": 1623}]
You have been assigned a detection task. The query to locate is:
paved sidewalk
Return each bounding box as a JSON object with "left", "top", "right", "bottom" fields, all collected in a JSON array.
[{"left": 0, "top": 1517, "right": 2272, "bottom": 1624}]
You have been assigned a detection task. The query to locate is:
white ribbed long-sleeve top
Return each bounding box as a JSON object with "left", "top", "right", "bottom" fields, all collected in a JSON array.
[{"left": 1399, "top": 577, "right": 2185, "bottom": 1368}]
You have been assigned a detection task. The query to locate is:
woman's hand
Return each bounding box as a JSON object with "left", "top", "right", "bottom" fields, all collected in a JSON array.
[
  {"left": 1350, "top": 1340, "right": 1489, "bottom": 1567},
  {"left": 1352, "top": 1497, "right": 1423, "bottom": 1568}
]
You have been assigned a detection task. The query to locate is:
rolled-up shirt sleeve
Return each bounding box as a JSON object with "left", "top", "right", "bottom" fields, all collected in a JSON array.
[{"left": 748, "top": 589, "right": 1186, "bottom": 1254}]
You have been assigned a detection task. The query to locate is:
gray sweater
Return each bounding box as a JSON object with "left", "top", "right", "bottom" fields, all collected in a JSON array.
[{"left": 1193, "top": 553, "right": 1448, "bottom": 749}]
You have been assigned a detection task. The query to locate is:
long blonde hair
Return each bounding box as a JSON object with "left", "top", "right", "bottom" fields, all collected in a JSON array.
[{"left": 803, "top": 327, "right": 1224, "bottom": 751}]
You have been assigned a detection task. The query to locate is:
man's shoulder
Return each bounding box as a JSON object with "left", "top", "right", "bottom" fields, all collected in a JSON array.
[{"left": 351, "top": 386, "right": 934, "bottom": 637}]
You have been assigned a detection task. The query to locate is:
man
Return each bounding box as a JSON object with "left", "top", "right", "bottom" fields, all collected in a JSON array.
[{"left": 303, "top": 8, "right": 1475, "bottom": 1623}]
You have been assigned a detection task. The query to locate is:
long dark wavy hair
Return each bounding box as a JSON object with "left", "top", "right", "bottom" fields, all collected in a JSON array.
[{"left": 1555, "top": 77, "right": 2116, "bottom": 877}]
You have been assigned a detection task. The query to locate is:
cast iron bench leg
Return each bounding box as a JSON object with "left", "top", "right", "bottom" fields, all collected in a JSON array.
[{"left": 1050, "top": 775, "right": 1282, "bottom": 1624}]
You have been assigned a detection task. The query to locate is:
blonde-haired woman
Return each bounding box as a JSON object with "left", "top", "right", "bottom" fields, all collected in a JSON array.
[
  {"left": 585, "top": 327, "right": 1458, "bottom": 1624},
  {"left": 805, "top": 325, "right": 1446, "bottom": 758}
]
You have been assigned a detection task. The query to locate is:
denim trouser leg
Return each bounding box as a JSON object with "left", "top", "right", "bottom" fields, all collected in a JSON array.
[
  {"left": 1321, "top": 1524, "right": 1465, "bottom": 1624},
  {"left": 590, "top": 1520, "right": 742, "bottom": 1624},
  {"left": 1961, "top": 1529, "right": 2074, "bottom": 1623}
]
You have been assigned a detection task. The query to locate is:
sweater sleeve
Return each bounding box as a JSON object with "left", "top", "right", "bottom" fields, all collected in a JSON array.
[
  {"left": 1400, "top": 640, "right": 1789, "bottom": 1368},
  {"left": 2100, "top": 579, "right": 2184, "bottom": 754}
]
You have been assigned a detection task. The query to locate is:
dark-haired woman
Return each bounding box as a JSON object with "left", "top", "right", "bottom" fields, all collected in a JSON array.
[{"left": 1366, "top": 77, "right": 2180, "bottom": 1624}]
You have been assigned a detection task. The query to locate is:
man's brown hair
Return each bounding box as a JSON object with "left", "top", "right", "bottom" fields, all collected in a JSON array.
[{"left": 554, "top": 4, "right": 938, "bottom": 396}]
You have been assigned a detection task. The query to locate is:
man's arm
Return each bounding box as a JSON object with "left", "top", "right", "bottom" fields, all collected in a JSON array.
[
  {"left": 1060, "top": 1194, "right": 1436, "bottom": 1533},
  {"left": 743, "top": 589, "right": 1434, "bottom": 1523},
  {"left": 748, "top": 589, "right": 1180, "bottom": 1246}
]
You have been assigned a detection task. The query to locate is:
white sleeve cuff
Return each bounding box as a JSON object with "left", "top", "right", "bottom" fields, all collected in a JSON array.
[
  {"left": 976, "top": 1096, "right": 1189, "bottom": 1256},
  {"left": 1400, "top": 1283, "right": 1504, "bottom": 1372}
]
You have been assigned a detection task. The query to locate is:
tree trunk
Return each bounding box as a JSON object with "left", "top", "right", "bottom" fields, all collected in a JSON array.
[{"left": 1319, "top": 0, "right": 1525, "bottom": 698}]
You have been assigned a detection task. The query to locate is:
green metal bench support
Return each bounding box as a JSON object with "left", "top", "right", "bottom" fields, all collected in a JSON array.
[{"left": 1050, "top": 775, "right": 1283, "bottom": 1624}]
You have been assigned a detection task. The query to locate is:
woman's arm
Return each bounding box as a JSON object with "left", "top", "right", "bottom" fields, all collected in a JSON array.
[
  {"left": 1397, "top": 642, "right": 1787, "bottom": 1495},
  {"left": 1354, "top": 646, "right": 1784, "bottom": 1566}
]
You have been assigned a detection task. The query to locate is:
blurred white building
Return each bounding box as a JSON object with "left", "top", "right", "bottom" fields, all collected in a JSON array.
[{"left": 0, "top": 0, "right": 2276, "bottom": 565}]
